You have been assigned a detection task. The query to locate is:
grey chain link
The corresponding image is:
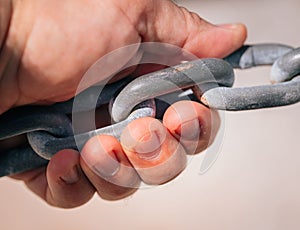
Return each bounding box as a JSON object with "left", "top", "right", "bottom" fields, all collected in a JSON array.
[
  {"left": 0, "top": 43, "right": 299, "bottom": 177},
  {"left": 200, "top": 44, "right": 300, "bottom": 110}
]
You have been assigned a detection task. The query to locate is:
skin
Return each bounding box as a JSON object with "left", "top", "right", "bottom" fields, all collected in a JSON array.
[{"left": 0, "top": 0, "right": 247, "bottom": 208}]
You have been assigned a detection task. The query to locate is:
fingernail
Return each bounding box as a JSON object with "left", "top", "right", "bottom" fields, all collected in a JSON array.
[
  {"left": 92, "top": 152, "right": 120, "bottom": 179},
  {"left": 175, "top": 119, "right": 200, "bottom": 140},
  {"left": 134, "top": 131, "right": 162, "bottom": 161},
  {"left": 60, "top": 166, "right": 80, "bottom": 184},
  {"left": 219, "top": 23, "right": 240, "bottom": 30}
]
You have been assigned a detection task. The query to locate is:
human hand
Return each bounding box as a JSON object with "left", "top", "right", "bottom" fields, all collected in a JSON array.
[{"left": 0, "top": 0, "right": 247, "bottom": 208}]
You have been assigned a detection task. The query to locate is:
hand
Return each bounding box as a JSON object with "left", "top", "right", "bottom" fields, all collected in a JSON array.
[{"left": 1, "top": 0, "right": 247, "bottom": 208}]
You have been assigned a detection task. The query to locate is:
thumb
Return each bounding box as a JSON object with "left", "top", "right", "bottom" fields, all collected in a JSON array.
[{"left": 132, "top": 0, "right": 247, "bottom": 58}]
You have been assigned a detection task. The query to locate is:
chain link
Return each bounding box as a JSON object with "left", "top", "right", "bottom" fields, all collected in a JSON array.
[{"left": 200, "top": 44, "right": 300, "bottom": 110}]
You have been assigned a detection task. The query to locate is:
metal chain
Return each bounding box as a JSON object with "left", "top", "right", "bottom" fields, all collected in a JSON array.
[
  {"left": 0, "top": 43, "right": 299, "bottom": 177},
  {"left": 200, "top": 44, "right": 300, "bottom": 110}
]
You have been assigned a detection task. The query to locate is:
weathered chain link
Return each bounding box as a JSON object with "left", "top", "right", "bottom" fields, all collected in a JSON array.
[
  {"left": 200, "top": 44, "right": 300, "bottom": 110},
  {"left": 111, "top": 44, "right": 299, "bottom": 119},
  {"left": 0, "top": 43, "right": 299, "bottom": 176}
]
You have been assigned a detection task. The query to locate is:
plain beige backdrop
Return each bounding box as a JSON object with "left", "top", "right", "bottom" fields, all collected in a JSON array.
[{"left": 1, "top": 0, "right": 299, "bottom": 229}]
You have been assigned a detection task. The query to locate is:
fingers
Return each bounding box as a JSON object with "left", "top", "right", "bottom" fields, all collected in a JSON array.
[
  {"left": 163, "top": 101, "right": 220, "bottom": 155},
  {"left": 120, "top": 0, "right": 247, "bottom": 58},
  {"left": 121, "top": 117, "right": 187, "bottom": 185},
  {"left": 118, "top": 101, "right": 219, "bottom": 185},
  {"left": 80, "top": 103, "right": 213, "bottom": 192},
  {"left": 11, "top": 101, "right": 218, "bottom": 206},
  {"left": 152, "top": 1, "right": 247, "bottom": 57},
  {"left": 45, "top": 149, "right": 95, "bottom": 208},
  {"left": 80, "top": 135, "right": 140, "bottom": 200},
  {"left": 11, "top": 149, "right": 95, "bottom": 209}
]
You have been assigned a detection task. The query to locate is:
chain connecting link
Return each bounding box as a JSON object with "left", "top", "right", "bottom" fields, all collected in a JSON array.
[
  {"left": 0, "top": 43, "right": 299, "bottom": 176},
  {"left": 199, "top": 44, "right": 300, "bottom": 110}
]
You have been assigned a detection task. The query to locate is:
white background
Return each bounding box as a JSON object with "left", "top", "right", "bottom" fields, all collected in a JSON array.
[{"left": 1, "top": 1, "right": 299, "bottom": 229}]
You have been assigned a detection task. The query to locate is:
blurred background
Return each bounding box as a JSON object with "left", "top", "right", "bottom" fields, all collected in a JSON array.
[{"left": 1, "top": 0, "right": 299, "bottom": 229}]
